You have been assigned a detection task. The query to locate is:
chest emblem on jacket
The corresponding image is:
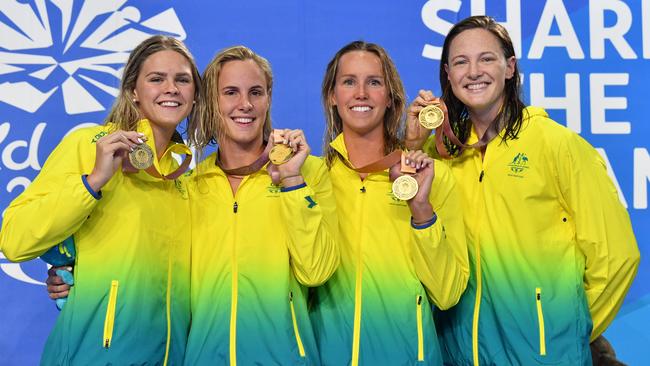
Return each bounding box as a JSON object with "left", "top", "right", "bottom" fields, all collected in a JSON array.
[{"left": 507, "top": 153, "right": 529, "bottom": 178}]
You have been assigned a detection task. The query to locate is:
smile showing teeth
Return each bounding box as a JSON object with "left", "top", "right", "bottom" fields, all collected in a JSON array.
[
  {"left": 466, "top": 82, "right": 488, "bottom": 90},
  {"left": 159, "top": 101, "right": 180, "bottom": 107},
  {"left": 233, "top": 117, "right": 254, "bottom": 124},
  {"left": 351, "top": 106, "right": 371, "bottom": 112}
]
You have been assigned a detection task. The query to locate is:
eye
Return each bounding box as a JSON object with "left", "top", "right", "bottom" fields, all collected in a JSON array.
[
  {"left": 481, "top": 56, "right": 496, "bottom": 63},
  {"left": 176, "top": 76, "right": 192, "bottom": 84},
  {"left": 223, "top": 89, "right": 237, "bottom": 96},
  {"left": 250, "top": 88, "right": 265, "bottom": 97},
  {"left": 341, "top": 78, "right": 355, "bottom": 86},
  {"left": 451, "top": 59, "right": 467, "bottom": 67},
  {"left": 368, "top": 78, "right": 383, "bottom": 87},
  {"left": 148, "top": 76, "right": 163, "bottom": 82}
]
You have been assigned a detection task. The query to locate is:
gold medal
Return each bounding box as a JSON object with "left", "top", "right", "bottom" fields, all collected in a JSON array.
[
  {"left": 418, "top": 104, "right": 444, "bottom": 129},
  {"left": 129, "top": 144, "right": 154, "bottom": 170},
  {"left": 392, "top": 175, "right": 419, "bottom": 201},
  {"left": 269, "top": 144, "right": 294, "bottom": 165}
]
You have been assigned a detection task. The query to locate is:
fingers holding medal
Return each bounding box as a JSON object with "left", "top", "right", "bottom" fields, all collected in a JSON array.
[
  {"left": 269, "top": 128, "right": 310, "bottom": 165},
  {"left": 392, "top": 150, "right": 435, "bottom": 201}
]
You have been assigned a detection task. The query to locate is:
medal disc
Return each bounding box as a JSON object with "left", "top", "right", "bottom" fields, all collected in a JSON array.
[
  {"left": 129, "top": 144, "right": 154, "bottom": 170},
  {"left": 418, "top": 104, "right": 444, "bottom": 129},
  {"left": 392, "top": 175, "right": 419, "bottom": 201},
  {"left": 269, "top": 144, "right": 294, "bottom": 165}
]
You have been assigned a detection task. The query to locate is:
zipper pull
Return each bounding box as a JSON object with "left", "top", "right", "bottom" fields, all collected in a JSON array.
[
  {"left": 233, "top": 201, "right": 238, "bottom": 213},
  {"left": 289, "top": 291, "right": 293, "bottom": 301},
  {"left": 104, "top": 339, "right": 110, "bottom": 348},
  {"left": 479, "top": 170, "right": 484, "bottom": 182},
  {"left": 360, "top": 186, "right": 366, "bottom": 193},
  {"left": 417, "top": 295, "right": 422, "bottom": 305}
]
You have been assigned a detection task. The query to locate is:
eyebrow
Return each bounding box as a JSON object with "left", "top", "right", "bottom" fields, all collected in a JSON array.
[
  {"left": 145, "top": 71, "right": 192, "bottom": 77},
  {"left": 338, "top": 74, "right": 384, "bottom": 79}
]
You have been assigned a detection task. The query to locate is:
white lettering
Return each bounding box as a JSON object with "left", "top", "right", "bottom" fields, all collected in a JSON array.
[
  {"left": 634, "top": 148, "right": 650, "bottom": 209},
  {"left": 529, "top": 73, "right": 582, "bottom": 132},
  {"left": 421, "top": 0, "right": 462, "bottom": 60},
  {"left": 590, "top": 0, "right": 636, "bottom": 59},
  {"left": 641, "top": 0, "right": 650, "bottom": 59},
  {"left": 470, "top": 0, "right": 522, "bottom": 57},
  {"left": 528, "top": 0, "right": 584, "bottom": 59},
  {"left": 590, "top": 73, "right": 630, "bottom": 134},
  {"left": 1, "top": 123, "right": 45, "bottom": 171}
]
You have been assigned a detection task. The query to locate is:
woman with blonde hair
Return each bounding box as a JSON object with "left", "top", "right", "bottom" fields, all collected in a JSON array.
[
  {"left": 1, "top": 35, "right": 200, "bottom": 365},
  {"left": 184, "top": 45, "right": 339, "bottom": 365},
  {"left": 311, "top": 40, "right": 469, "bottom": 366}
]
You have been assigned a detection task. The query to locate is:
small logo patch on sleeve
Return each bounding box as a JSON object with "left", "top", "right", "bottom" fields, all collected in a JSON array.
[{"left": 304, "top": 196, "right": 317, "bottom": 208}]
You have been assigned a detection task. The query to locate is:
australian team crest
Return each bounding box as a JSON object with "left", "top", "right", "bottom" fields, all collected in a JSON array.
[{"left": 507, "top": 152, "right": 529, "bottom": 178}]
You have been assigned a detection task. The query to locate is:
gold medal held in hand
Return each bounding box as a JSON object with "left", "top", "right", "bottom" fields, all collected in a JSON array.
[
  {"left": 392, "top": 175, "right": 419, "bottom": 201},
  {"left": 418, "top": 104, "right": 444, "bottom": 129},
  {"left": 129, "top": 143, "right": 154, "bottom": 170},
  {"left": 269, "top": 144, "right": 294, "bottom": 165}
]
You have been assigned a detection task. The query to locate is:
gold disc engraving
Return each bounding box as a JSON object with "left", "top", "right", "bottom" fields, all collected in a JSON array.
[
  {"left": 269, "top": 144, "right": 294, "bottom": 165},
  {"left": 392, "top": 175, "right": 419, "bottom": 201},
  {"left": 418, "top": 104, "right": 444, "bottom": 129},
  {"left": 129, "top": 144, "right": 154, "bottom": 170}
]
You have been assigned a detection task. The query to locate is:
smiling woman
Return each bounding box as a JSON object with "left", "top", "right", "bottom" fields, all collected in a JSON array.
[
  {"left": 0, "top": 35, "right": 201, "bottom": 366},
  {"left": 183, "top": 45, "right": 340, "bottom": 365}
]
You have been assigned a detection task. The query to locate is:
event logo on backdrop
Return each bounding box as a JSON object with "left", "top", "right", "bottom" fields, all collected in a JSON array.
[{"left": 0, "top": 0, "right": 186, "bottom": 284}]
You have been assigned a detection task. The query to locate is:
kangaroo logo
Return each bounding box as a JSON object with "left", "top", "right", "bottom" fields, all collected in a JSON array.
[
  {"left": 0, "top": 1, "right": 186, "bottom": 114},
  {"left": 507, "top": 153, "right": 530, "bottom": 177}
]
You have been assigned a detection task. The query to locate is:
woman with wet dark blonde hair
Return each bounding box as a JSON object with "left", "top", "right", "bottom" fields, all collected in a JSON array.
[
  {"left": 184, "top": 45, "right": 339, "bottom": 365},
  {"left": 406, "top": 15, "right": 639, "bottom": 366},
  {"left": 0, "top": 35, "right": 200, "bottom": 365},
  {"left": 311, "top": 40, "right": 469, "bottom": 366}
]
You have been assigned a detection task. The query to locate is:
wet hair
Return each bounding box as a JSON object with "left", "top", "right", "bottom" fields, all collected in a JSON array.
[
  {"left": 322, "top": 41, "right": 406, "bottom": 167},
  {"left": 440, "top": 15, "right": 525, "bottom": 156},
  {"left": 105, "top": 35, "right": 201, "bottom": 132},
  {"left": 189, "top": 45, "right": 273, "bottom": 150}
]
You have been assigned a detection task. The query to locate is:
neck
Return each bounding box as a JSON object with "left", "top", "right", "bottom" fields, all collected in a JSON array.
[
  {"left": 469, "top": 100, "right": 503, "bottom": 140},
  {"left": 342, "top": 126, "right": 386, "bottom": 167},
  {"left": 219, "top": 136, "right": 265, "bottom": 169},
  {"left": 150, "top": 125, "right": 176, "bottom": 159}
]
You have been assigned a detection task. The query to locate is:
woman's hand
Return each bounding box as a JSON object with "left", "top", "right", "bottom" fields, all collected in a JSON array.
[
  {"left": 269, "top": 128, "right": 309, "bottom": 187},
  {"left": 86, "top": 131, "right": 146, "bottom": 191},
  {"left": 402, "top": 149, "right": 436, "bottom": 223},
  {"left": 405, "top": 89, "right": 442, "bottom": 151}
]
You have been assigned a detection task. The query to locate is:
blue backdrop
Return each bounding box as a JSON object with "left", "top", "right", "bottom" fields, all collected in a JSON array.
[{"left": 1, "top": 1, "right": 648, "bottom": 364}]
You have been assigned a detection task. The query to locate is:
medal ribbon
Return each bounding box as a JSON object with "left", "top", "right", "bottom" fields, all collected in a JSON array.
[
  {"left": 215, "top": 141, "right": 273, "bottom": 176},
  {"left": 122, "top": 142, "right": 193, "bottom": 180},
  {"left": 433, "top": 100, "right": 500, "bottom": 158}
]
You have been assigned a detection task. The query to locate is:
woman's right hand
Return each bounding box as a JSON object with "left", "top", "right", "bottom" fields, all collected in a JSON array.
[
  {"left": 86, "top": 131, "right": 146, "bottom": 192},
  {"left": 405, "top": 89, "right": 441, "bottom": 151},
  {"left": 46, "top": 266, "right": 73, "bottom": 300}
]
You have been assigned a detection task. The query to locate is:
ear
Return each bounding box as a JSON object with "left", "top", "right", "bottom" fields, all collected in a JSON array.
[
  {"left": 329, "top": 92, "right": 337, "bottom": 107},
  {"left": 444, "top": 63, "right": 450, "bottom": 80},
  {"left": 132, "top": 90, "right": 139, "bottom": 103},
  {"left": 505, "top": 56, "right": 516, "bottom": 80}
]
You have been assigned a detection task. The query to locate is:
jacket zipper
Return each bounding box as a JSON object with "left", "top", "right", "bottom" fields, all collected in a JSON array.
[
  {"left": 472, "top": 151, "right": 487, "bottom": 366},
  {"left": 535, "top": 287, "right": 547, "bottom": 356},
  {"left": 230, "top": 200, "right": 239, "bottom": 365},
  {"left": 351, "top": 180, "right": 366, "bottom": 366},
  {"left": 103, "top": 280, "right": 119, "bottom": 348},
  {"left": 289, "top": 291, "right": 306, "bottom": 357},
  {"left": 416, "top": 295, "right": 424, "bottom": 361}
]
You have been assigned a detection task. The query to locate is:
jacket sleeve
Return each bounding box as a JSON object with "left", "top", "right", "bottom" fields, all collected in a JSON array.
[
  {"left": 410, "top": 161, "right": 469, "bottom": 309},
  {"left": 0, "top": 130, "right": 100, "bottom": 262},
  {"left": 556, "top": 131, "right": 640, "bottom": 341},
  {"left": 280, "top": 157, "right": 340, "bottom": 287}
]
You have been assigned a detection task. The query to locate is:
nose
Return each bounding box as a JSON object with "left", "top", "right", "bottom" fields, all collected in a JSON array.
[
  {"left": 239, "top": 96, "right": 253, "bottom": 111},
  {"left": 164, "top": 80, "right": 180, "bottom": 94},
  {"left": 354, "top": 84, "right": 368, "bottom": 99},
  {"left": 468, "top": 61, "right": 482, "bottom": 79}
]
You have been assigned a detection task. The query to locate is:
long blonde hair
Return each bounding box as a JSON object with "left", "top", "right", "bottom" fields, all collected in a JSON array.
[
  {"left": 105, "top": 35, "right": 201, "bottom": 131},
  {"left": 189, "top": 45, "right": 273, "bottom": 150}
]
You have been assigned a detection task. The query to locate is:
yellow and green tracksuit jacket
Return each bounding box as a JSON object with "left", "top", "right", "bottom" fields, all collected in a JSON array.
[
  {"left": 0, "top": 120, "right": 192, "bottom": 366},
  {"left": 311, "top": 134, "right": 469, "bottom": 366},
  {"left": 183, "top": 153, "right": 339, "bottom": 366},
  {"left": 425, "top": 107, "right": 640, "bottom": 365}
]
